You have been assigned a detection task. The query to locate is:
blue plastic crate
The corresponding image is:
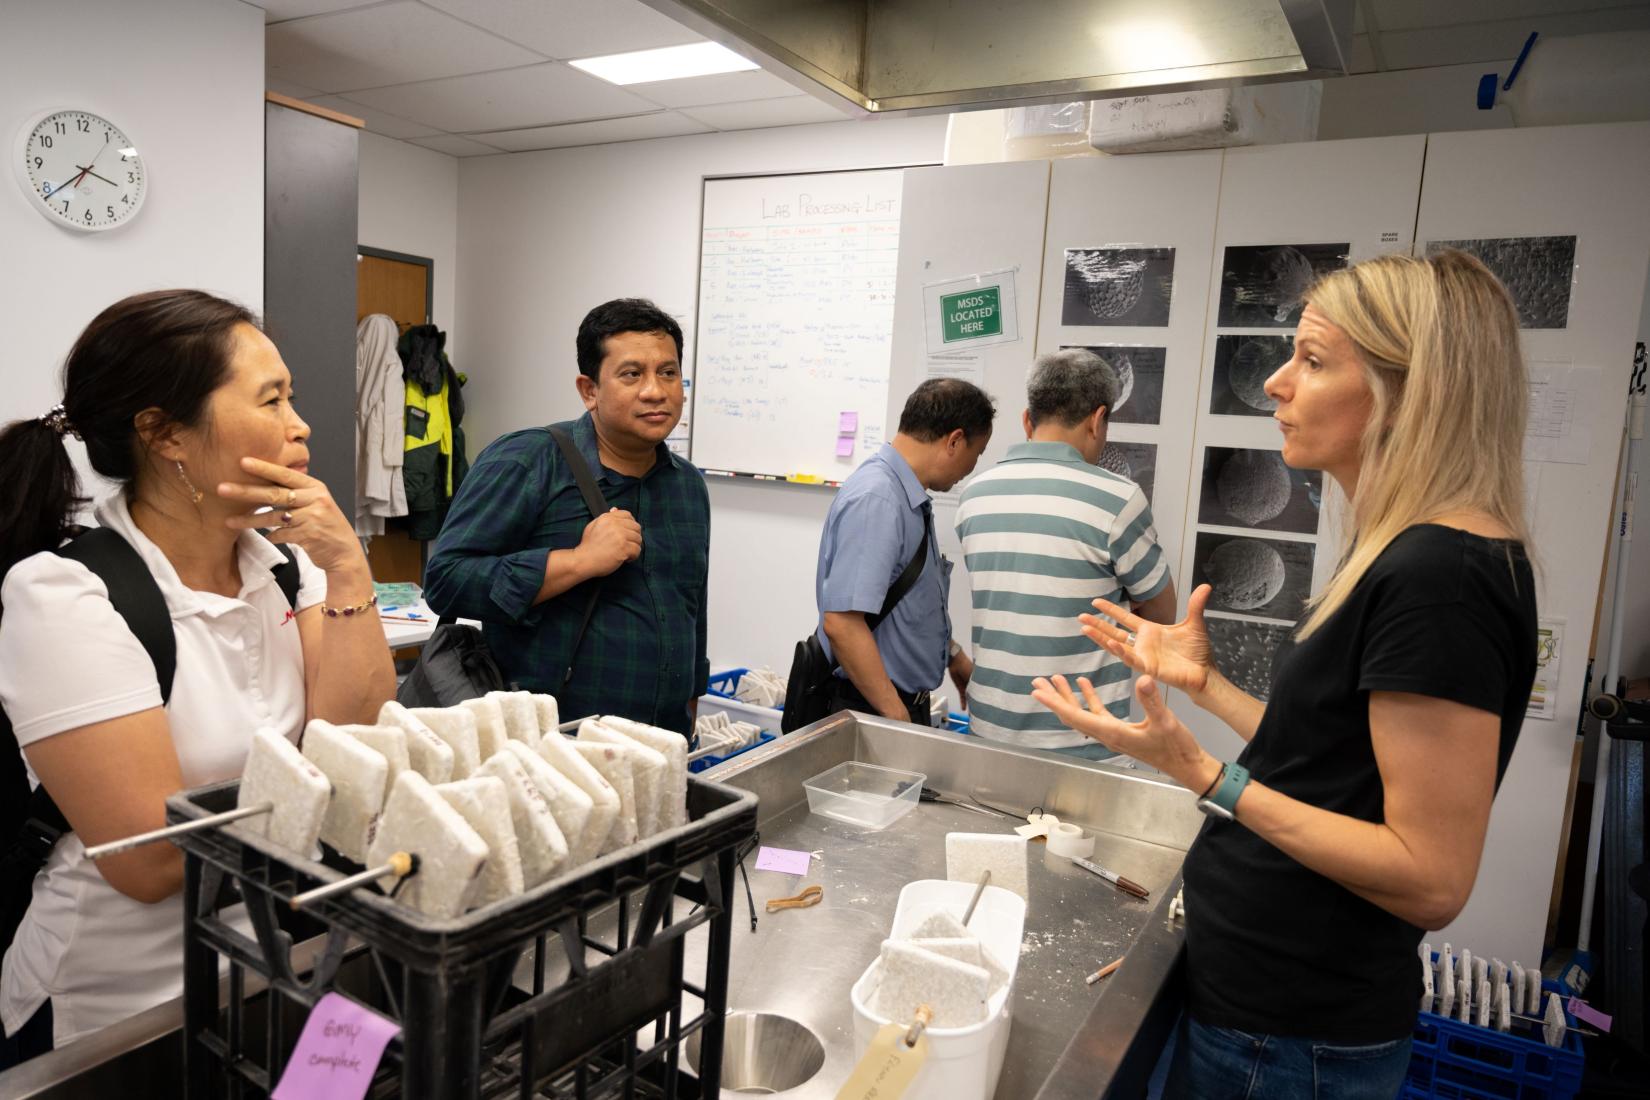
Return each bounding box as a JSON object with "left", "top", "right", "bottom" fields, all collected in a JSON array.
[
  {"left": 706, "top": 668, "right": 748, "bottom": 700},
  {"left": 706, "top": 668, "right": 785, "bottom": 710},
  {"left": 688, "top": 730, "right": 776, "bottom": 773},
  {"left": 1404, "top": 970, "right": 1584, "bottom": 1100}
]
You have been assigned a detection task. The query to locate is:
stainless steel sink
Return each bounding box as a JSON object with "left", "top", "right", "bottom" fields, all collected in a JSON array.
[{"left": 687, "top": 1011, "right": 827, "bottom": 1095}]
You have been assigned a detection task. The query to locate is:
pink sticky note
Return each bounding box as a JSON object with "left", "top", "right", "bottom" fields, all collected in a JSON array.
[
  {"left": 272, "top": 992, "right": 401, "bottom": 1100},
  {"left": 835, "top": 436, "right": 856, "bottom": 457},
  {"left": 838, "top": 411, "right": 859, "bottom": 434},
  {"left": 755, "top": 846, "right": 812, "bottom": 875},
  {"left": 1567, "top": 996, "right": 1612, "bottom": 1032}
]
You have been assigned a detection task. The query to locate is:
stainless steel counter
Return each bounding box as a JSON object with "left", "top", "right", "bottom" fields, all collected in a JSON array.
[
  {"left": 0, "top": 711, "right": 1200, "bottom": 1099},
  {"left": 685, "top": 712, "right": 1201, "bottom": 1098}
]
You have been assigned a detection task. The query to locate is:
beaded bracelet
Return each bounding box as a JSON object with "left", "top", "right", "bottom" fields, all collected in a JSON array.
[{"left": 322, "top": 594, "right": 378, "bottom": 618}]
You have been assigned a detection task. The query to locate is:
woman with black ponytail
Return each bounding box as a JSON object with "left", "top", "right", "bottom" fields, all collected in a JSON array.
[{"left": 0, "top": 290, "right": 394, "bottom": 1062}]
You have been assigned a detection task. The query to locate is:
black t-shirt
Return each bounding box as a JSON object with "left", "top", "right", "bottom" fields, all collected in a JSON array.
[{"left": 1183, "top": 524, "right": 1538, "bottom": 1042}]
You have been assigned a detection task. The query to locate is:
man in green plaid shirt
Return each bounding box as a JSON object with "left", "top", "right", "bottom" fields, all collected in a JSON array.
[{"left": 424, "top": 300, "right": 709, "bottom": 734}]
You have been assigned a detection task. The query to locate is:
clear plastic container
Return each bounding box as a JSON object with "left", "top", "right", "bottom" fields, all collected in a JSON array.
[{"left": 803, "top": 761, "right": 926, "bottom": 830}]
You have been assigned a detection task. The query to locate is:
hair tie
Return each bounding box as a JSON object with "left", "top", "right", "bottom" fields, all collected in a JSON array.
[{"left": 39, "top": 404, "right": 80, "bottom": 441}]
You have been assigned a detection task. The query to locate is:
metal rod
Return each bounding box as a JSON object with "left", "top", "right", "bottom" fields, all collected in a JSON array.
[
  {"left": 289, "top": 851, "right": 417, "bottom": 910},
  {"left": 1579, "top": 394, "right": 1644, "bottom": 953},
  {"left": 962, "top": 869, "right": 991, "bottom": 925},
  {"left": 84, "top": 801, "right": 274, "bottom": 859}
]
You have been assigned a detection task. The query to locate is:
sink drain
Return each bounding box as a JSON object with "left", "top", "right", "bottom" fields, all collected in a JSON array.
[{"left": 687, "top": 1011, "right": 825, "bottom": 1095}]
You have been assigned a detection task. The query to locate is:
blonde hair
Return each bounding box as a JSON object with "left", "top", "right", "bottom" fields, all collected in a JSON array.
[{"left": 1296, "top": 249, "right": 1530, "bottom": 639}]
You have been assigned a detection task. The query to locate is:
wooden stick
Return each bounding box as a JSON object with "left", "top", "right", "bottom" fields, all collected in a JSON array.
[{"left": 1085, "top": 957, "right": 1124, "bottom": 986}]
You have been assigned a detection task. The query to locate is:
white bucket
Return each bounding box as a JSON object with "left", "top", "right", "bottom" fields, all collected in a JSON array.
[{"left": 849, "top": 880, "right": 1026, "bottom": 1100}]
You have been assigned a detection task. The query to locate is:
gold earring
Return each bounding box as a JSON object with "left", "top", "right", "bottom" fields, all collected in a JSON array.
[{"left": 175, "top": 460, "right": 204, "bottom": 505}]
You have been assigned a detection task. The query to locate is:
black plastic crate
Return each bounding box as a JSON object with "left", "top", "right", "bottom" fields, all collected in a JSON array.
[{"left": 170, "top": 774, "right": 758, "bottom": 1099}]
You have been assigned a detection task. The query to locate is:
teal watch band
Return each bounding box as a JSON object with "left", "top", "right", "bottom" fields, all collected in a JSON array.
[{"left": 1204, "top": 762, "right": 1250, "bottom": 817}]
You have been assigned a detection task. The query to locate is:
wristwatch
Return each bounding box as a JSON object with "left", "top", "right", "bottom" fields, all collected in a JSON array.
[{"left": 1196, "top": 762, "right": 1251, "bottom": 822}]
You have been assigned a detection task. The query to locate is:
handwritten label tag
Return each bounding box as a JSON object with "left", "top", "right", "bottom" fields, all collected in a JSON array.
[
  {"left": 755, "top": 846, "right": 812, "bottom": 875},
  {"left": 272, "top": 992, "right": 401, "bottom": 1100},
  {"left": 1567, "top": 996, "right": 1612, "bottom": 1032}
]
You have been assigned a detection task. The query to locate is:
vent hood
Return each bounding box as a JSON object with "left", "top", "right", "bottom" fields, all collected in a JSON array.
[{"left": 638, "top": 1, "right": 1353, "bottom": 115}]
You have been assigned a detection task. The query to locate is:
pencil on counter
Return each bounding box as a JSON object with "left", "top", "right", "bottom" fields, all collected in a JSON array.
[{"left": 1086, "top": 957, "right": 1124, "bottom": 986}]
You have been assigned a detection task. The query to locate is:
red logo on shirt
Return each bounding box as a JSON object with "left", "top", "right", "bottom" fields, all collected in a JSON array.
[{"left": 281, "top": 610, "right": 297, "bottom": 626}]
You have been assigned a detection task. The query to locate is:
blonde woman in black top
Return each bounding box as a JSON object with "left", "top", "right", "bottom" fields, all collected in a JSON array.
[{"left": 1034, "top": 250, "right": 1538, "bottom": 1100}]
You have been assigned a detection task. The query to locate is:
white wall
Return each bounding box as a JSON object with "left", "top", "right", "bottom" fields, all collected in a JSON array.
[
  {"left": 0, "top": 0, "right": 265, "bottom": 437},
  {"left": 357, "top": 130, "right": 460, "bottom": 354},
  {"left": 455, "top": 115, "right": 949, "bottom": 672}
]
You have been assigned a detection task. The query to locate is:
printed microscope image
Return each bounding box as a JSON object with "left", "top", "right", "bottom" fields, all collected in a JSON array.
[
  {"left": 1062, "top": 247, "right": 1176, "bottom": 327},
  {"left": 1206, "top": 616, "right": 1297, "bottom": 700},
  {"left": 1217, "top": 243, "right": 1349, "bottom": 328},
  {"left": 1210, "top": 335, "right": 1290, "bottom": 417},
  {"left": 1193, "top": 532, "right": 1315, "bottom": 621},
  {"left": 1198, "top": 447, "right": 1322, "bottom": 535},
  {"left": 1427, "top": 236, "right": 1577, "bottom": 329},
  {"left": 1063, "top": 345, "right": 1165, "bottom": 425},
  {"left": 1098, "top": 441, "right": 1157, "bottom": 505}
]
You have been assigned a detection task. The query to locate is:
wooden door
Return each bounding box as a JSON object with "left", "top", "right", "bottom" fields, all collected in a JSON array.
[{"left": 357, "top": 251, "right": 431, "bottom": 590}]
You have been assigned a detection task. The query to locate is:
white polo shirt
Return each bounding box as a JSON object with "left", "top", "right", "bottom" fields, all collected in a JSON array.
[{"left": 0, "top": 491, "right": 325, "bottom": 1046}]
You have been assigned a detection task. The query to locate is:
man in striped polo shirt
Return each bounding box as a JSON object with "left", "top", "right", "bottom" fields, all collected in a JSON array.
[{"left": 956, "top": 348, "right": 1177, "bottom": 759}]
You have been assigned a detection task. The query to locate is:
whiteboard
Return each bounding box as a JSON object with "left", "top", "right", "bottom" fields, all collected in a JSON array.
[{"left": 689, "top": 168, "right": 905, "bottom": 485}]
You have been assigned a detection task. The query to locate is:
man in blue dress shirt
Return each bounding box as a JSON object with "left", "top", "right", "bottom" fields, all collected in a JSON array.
[{"left": 815, "top": 378, "right": 996, "bottom": 724}]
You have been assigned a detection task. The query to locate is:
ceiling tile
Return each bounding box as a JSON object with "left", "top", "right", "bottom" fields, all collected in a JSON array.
[
  {"left": 421, "top": 0, "right": 704, "bottom": 59},
  {"left": 307, "top": 95, "right": 442, "bottom": 139},
  {"left": 259, "top": 0, "right": 386, "bottom": 23},
  {"left": 267, "top": 1, "right": 545, "bottom": 93},
  {"left": 628, "top": 69, "right": 803, "bottom": 109},
  {"left": 479, "top": 111, "right": 714, "bottom": 151},
  {"left": 681, "top": 96, "right": 853, "bottom": 131},
  {"left": 406, "top": 134, "right": 506, "bottom": 157},
  {"left": 347, "top": 62, "right": 657, "bottom": 133},
  {"left": 1347, "top": 33, "right": 1378, "bottom": 74}
]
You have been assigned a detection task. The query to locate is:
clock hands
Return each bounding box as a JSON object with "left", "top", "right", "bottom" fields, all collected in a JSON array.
[
  {"left": 41, "top": 135, "right": 112, "bottom": 202},
  {"left": 43, "top": 171, "right": 88, "bottom": 202},
  {"left": 74, "top": 165, "right": 118, "bottom": 187}
]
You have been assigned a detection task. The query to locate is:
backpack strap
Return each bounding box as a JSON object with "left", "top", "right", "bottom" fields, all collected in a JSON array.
[
  {"left": 268, "top": 541, "right": 300, "bottom": 610},
  {"left": 546, "top": 424, "right": 609, "bottom": 691},
  {"left": 59, "top": 527, "right": 177, "bottom": 704},
  {"left": 5, "top": 531, "right": 294, "bottom": 857}
]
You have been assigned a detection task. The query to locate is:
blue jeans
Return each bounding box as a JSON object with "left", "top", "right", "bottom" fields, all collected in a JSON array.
[{"left": 1163, "top": 1014, "right": 1411, "bottom": 1100}]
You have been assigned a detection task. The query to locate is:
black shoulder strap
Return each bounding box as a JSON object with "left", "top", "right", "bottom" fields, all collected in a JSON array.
[
  {"left": 59, "top": 527, "right": 178, "bottom": 704},
  {"left": 6, "top": 531, "right": 292, "bottom": 848},
  {"left": 546, "top": 424, "right": 608, "bottom": 689},
  {"left": 866, "top": 522, "right": 930, "bottom": 633},
  {"left": 268, "top": 542, "right": 300, "bottom": 610},
  {"left": 4, "top": 527, "right": 178, "bottom": 861}
]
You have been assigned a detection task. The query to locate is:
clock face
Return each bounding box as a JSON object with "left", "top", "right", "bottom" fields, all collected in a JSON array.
[{"left": 15, "top": 109, "right": 147, "bottom": 232}]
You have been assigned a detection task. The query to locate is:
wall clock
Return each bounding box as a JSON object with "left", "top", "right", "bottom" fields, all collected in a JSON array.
[{"left": 14, "top": 108, "right": 147, "bottom": 232}]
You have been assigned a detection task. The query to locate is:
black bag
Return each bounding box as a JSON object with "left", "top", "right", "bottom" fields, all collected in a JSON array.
[
  {"left": 393, "top": 619, "right": 509, "bottom": 707},
  {"left": 397, "top": 423, "right": 607, "bottom": 708},
  {"left": 1, "top": 527, "right": 297, "bottom": 964},
  {"left": 781, "top": 525, "right": 929, "bottom": 733}
]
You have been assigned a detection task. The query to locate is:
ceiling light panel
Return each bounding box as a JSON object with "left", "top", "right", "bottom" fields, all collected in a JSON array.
[{"left": 571, "top": 42, "right": 758, "bottom": 85}]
